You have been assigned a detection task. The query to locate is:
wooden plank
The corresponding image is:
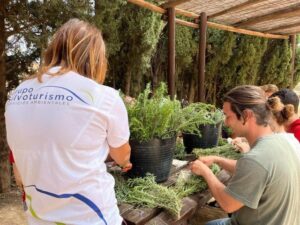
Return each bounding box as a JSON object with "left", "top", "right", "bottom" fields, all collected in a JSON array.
[
  {"left": 119, "top": 203, "right": 135, "bottom": 215},
  {"left": 161, "top": 0, "right": 191, "bottom": 8},
  {"left": 265, "top": 21, "right": 300, "bottom": 33},
  {"left": 175, "top": 18, "right": 288, "bottom": 39},
  {"left": 122, "top": 207, "right": 161, "bottom": 225},
  {"left": 128, "top": 0, "right": 166, "bottom": 14},
  {"left": 144, "top": 197, "right": 197, "bottom": 225},
  {"left": 128, "top": 0, "right": 199, "bottom": 19},
  {"left": 209, "top": 0, "right": 267, "bottom": 18},
  {"left": 127, "top": 0, "right": 289, "bottom": 39},
  {"left": 175, "top": 8, "right": 199, "bottom": 19},
  {"left": 175, "top": 18, "right": 198, "bottom": 29},
  {"left": 207, "top": 21, "right": 289, "bottom": 39},
  {"left": 235, "top": 3, "right": 300, "bottom": 27}
]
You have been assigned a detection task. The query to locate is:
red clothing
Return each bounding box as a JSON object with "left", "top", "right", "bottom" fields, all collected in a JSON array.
[
  {"left": 9, "top": 150, "right": 15, "bottom": 163},
  {"left": 288, "top": 118, "right": 300, "bottom": 142}
]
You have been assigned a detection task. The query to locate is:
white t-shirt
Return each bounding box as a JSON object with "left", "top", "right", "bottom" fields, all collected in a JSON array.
[{"left": 5, "top": 68, "right": 129, "bottom": 225}]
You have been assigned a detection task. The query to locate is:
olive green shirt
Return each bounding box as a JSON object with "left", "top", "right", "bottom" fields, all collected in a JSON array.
[{"left": 225, "top": 133, "right": 300, "bottom": 225}]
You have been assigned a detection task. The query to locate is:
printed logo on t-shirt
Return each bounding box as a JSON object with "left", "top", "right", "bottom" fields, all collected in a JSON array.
[{"left": 7, "top": 86, "right": 92, "bottom": 106}]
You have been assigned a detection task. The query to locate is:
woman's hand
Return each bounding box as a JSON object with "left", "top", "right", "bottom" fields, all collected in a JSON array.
[{"left": 121, "top": 161, "right": 132, "bottom": 172}]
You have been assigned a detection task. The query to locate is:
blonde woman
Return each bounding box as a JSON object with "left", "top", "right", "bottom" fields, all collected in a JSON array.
[{"left": 5, "top": 19, "right": 131, "bottom": 225}]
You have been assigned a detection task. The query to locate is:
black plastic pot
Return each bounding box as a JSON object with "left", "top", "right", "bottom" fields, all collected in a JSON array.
[
  {"left": 183, "top": 123, "right": 221, "bottom": 153},
  {"left": 128, "top": 136, "right": 176, "bottom": 183}
]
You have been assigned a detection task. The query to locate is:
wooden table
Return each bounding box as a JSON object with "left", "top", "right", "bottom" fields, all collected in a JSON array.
[{"left": 117, "top": 160, "right": 231, "bottom": 225}]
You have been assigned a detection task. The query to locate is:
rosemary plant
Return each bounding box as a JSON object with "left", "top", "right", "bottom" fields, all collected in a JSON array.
[
  {"left": 115, "top": 173, "right": 182, "bottom": 217},
  {"left": 193, "top": 144, "right": 241, "bottom": 160},
  {"left": 125, "top": 83, "right": 207, "bottom": 142}
]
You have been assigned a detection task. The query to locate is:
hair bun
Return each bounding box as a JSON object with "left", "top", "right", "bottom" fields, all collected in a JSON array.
[
  {"left": 282, "top": 104, "right": 295, "bottom": 119},
  {"left": 267, "top": 97, "right": 284, "bottom": 112}
]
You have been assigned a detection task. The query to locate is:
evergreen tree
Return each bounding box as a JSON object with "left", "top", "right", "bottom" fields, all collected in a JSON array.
[
  {"left": 1, "top": 0, "right": 91, "bottom": 193},
  {"left": 258, "top": 39, "right": 292, "bottom": 87}
]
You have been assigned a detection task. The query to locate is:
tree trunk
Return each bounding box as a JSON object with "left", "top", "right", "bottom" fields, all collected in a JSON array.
[
  {"left": 0, "top": 1, "right": 11, "bottom": 193},
  {"left": 124, "top": 71, "right": 131, "bottom": 96},
  {"left": 188, "top": 75, "right": 195, "bottom": 103}
]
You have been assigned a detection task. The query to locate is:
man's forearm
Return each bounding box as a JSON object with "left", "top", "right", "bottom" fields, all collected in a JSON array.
[
  {"left": 215, "top": 157, "right": 237, "bottom": 174},
  {"left": 203, "top": 169, "right": 243, "bottom": 213}
]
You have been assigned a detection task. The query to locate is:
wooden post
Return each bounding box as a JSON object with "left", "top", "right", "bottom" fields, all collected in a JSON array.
[
  {"left": 290, "top": 35, "right": 296, "bottom": 87},
  {"left": 168, "top": 7, "right": 176, "bottom": 100},
  {"left": 198, "top": 12, "right": 207, "bottom": 102}
]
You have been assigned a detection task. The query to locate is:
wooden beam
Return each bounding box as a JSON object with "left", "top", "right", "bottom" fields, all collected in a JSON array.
[
  {"left": 207, "top": 21, "right": 289, "bottom": 39},
  {"left": 161, "top": 0, "right": 191, "bottom": 8},
  {"left": 128, "top": 0, "right": 199, "bottom": 19},
  {"left": 287, "top": 30, "right": 300, "bottom": 35},
  {"left": 234, "top": 3, "right": 300, "bottom": 27},
  {"left": 265, "top": 22, "right": 300, "bottom": 33},
  {"left": 127, "top": 0, "right": 166, "bottom": 14},
  {"left": 175, "top": 8, "right": 199, "bottom": 19},
  {"left": 127, "top": 0, "right": 289, "bottom": 39},
  {"left": 209, "top": 0, "right": 267, "bottom": 18},
  {"left": 168, "top": 7, "right": 176, "bottom": 100},
  {"left": 175, "top": 18, "right": 199, "bottom": 28},
  {"left": 198, "top": 12, "right": 207, "bottom": 103},
  {"left": 175, "top": 18, "right": 288, "bottom": 39}
]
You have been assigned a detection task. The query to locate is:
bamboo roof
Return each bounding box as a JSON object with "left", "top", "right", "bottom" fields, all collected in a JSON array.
[{"left": 160, "top": 0, "right": 300, "bottom": 35}]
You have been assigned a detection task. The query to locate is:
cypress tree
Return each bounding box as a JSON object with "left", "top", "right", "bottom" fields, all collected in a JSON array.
[{"left": 258, "top": 39, "right": 291, "bottom": 87}]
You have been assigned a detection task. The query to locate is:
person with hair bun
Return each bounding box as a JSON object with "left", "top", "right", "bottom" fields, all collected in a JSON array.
[
  {"left": 270, "top": 89, "right": 300, "bottom": 141},
  {"left": 260, "top": 84, "right": 279, "bottom": 98},
  {"left": 5, "top": 19, "right": 131, "bottom": 225},
  {"left": 231, "top": 95, "right": 297, "bottom": 153},
  {"left": 190, "top": 85, "right": 300, "bottom": 225},
  {"left": 267, "top": 96, "right": 295, "bottom": 132}
]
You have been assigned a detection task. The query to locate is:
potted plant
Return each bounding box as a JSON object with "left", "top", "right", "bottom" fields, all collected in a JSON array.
[
  {"left": 124, "top": 83, "right": 201, "bottom": 182},
  {"left": 182, "top": 103, "right": 224, "bottom": 153}
]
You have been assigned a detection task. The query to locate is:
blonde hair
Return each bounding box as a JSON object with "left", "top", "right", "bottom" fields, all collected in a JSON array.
[
  {"left": 260, "top": 84, "right": 278, "bottom": 93},
  {"left": 36, "top": 18, "right": 107, "bottom": 84},
  {"left": 267, "top": 97, "right": 294, "bottom": 125}
]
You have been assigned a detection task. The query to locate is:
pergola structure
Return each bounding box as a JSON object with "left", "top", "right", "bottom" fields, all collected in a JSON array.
[{"left": 128, "top": 0, "right": 299, "bottom": 101}]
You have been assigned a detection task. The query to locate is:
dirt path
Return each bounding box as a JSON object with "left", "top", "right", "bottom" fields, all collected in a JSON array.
[{"left": 0, "top": 189, "right": 27, "bottom": 225}]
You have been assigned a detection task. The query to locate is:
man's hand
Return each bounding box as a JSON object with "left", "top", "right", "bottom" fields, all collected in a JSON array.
[
  {"left": 231, "top": 137, "right": 250, "bottom": 153},
  {"left": 198, "top": 156, "right": 217, "bottom": 167},
  {"left": 189, "top": 159, "right": 212, "bottom": 177}
]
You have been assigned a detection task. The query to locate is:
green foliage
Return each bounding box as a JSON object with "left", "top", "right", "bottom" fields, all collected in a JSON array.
[
  {"left": 193, "top": 144, "right": 241, "bottom": 160},
  {"left": 115, "top": 174, "right": 182, "bottom": 217},
  {"left": 294, "top": 36, "right": 300, "bottom": 86},
  {"left": 174, "top": 139, "right": 186, "bottom": 160},
  {"left": 181, "top": 103, "right": 224, "bottom": 134},
  {"left": 125, "top": 82, "right": 208, "bottom": 142},
  {"left": 94, "top": 0, "right": 126, "bottom": 57},
  {"left": 114, "top": 165, "right": 220, "bottom": 217},
  {"left": 205, "top": 29, "right": 237, "bottom": 104},
  {"left": 5, "top": 0, "right": 92, "bottom": 91},
  {"left": 126, "top": 83, "right": 180, "bottom": 141},
  {"left": 218, "top": 138, "right": 228, "bottom": 146},
  {"left": 258, "top": 39, "right": 292, "bottom": 87},
  {"left": 174, "top": 164, "right": 220, "bottom": 198},
  {"left": 106, "top": 0, "right": 164, "bottom": 95}
]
